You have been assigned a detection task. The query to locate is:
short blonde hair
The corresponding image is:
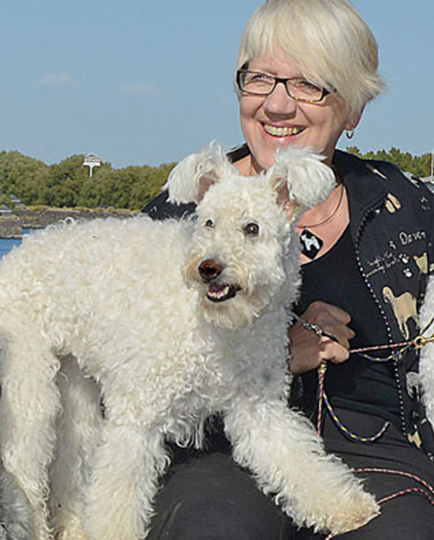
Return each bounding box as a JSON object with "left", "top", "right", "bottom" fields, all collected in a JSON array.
[{"left": 237, "top": 0, "right": 384, "bottom": 115}]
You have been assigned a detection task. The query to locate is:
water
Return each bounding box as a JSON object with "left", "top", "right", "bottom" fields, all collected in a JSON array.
[{"left": 0, "top": 237, "right": 22, "bottom": 259}]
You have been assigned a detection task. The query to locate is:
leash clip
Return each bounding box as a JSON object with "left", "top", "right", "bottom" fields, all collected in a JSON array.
[{"left": 414, "top": 333, "right": 434, "bottom": 349}]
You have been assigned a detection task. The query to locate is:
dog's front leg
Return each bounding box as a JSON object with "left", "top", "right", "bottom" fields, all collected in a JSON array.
[
  {"left": 224, "top": 398, "right": 379, "bottom": 536},
  {"left": 84, "top": 419, "right": 167, "bottom": 540}
]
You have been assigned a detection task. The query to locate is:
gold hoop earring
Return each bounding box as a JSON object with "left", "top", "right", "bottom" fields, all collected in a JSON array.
[{"left": 346, "top": 129, "right": 355, "bottom": 140}]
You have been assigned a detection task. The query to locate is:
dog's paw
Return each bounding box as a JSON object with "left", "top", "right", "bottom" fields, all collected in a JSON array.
[{"left": 325, "top": 492, "right": 380, "bottom": 536}]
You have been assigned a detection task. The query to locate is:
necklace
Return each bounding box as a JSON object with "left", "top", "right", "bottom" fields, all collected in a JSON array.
[{"left": 297, "top": 184, "right": 345, "bottom": 260}]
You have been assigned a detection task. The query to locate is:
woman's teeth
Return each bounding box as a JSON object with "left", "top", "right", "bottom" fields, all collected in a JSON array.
[{"left": 264, "top": 125, "right": 304, "bottom": 137}]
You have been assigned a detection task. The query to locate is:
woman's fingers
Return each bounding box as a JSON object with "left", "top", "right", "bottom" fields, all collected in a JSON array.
[{"left": 288, "top": 301, "right": 355, "bottom": 374}]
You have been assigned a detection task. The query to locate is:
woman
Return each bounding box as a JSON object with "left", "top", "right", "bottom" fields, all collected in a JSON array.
[{"left": 145, "top": 0, "right": 434, "bottom": 538}]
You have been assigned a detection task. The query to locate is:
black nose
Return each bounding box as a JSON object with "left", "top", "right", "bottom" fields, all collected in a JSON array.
[{"left": 198, "top": 259, "right": 222, "bottom": 282}]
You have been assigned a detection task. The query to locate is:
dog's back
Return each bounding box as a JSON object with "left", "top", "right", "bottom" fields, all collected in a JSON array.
[{"left": 0, "top": 215, "right": 196, "bottom": 342}]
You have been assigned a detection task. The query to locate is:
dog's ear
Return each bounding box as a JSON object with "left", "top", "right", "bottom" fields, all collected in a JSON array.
[
  {"left": 267, "top": 146, "right": 336, "bottom": 211},
  {"left": 165, "top": 141, "right": 234, "bottom": 204},
  {"left": 197, "top": 173, "right": 218, "bottom": 202}
]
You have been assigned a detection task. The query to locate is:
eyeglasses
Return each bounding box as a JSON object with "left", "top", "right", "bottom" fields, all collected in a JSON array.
[{"left": 236, "top": 70, "right": 331, "bottom": 103}]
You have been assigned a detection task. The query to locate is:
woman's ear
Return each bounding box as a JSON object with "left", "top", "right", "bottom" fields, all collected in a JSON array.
[{"left": 345, "top": 111, "right": 362, "bottom": 131}]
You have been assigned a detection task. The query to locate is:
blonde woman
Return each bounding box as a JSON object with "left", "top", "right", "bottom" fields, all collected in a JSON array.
[{"left": 145, "top": 1, "right": 434, "bottom": 538}]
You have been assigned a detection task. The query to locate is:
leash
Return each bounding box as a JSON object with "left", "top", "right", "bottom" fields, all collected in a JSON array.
[
  {"left": 323, "top": 468, "right": 434, "bottom": 540},
  {"left": 291, "top": 312, "right": 434, "bottom": 441},
  {"left": 316, "top": 362, "right": 391, "bottom": 442},
  {"left": 290, "top": 313, "right": 434, "bottom": 538},
  {"left": 290, "top": 312, "right": 434, "bottom": 359}
]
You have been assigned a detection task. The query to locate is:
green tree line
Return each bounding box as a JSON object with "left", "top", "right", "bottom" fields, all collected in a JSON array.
[
  {"left": 0, "top": 147, "right": 432, "bottom": 210},
  {"left": 346, "top": 146, "right": 432, "bottom": 179},
  {"left": 0, "top": 151, "right": 177, "bottom": 210}
]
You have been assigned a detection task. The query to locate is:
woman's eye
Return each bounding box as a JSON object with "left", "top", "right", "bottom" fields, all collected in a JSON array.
[
  {"left": 293, "top": 79, "right": 320, "bottom": 91},
  {"left": 251, "top": 73, "right": 268, "bottom": 81},
  {"left": 244, "top": 222, "right": 260, "bottom": 236}
]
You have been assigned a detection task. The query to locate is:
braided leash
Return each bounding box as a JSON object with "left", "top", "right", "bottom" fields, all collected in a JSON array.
[
  {"left": 323, "top": 468, "right": 434, "bottom": 540},
  {"left": 290, "top": 313, "right": 434, "bottom": 539},
  {"left": 317, "top": 362, "right": 391, "bottom": 442},
  {"left": 290, "top": 312, "right": 434, "bottom": 442},
  {"left": 290, "top": 312, "right": 434, "bottom": 358}
]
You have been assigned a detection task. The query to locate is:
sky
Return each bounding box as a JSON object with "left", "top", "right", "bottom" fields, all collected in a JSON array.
[{"left": 1, "top": 0, "right": 433, "bottom": 169}]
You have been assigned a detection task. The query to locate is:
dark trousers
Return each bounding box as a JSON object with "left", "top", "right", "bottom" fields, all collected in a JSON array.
[{"left": 148, "top": 410, "right": 434, "bottom": 540}]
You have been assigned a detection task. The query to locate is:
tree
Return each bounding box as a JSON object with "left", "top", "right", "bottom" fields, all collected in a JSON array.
[
  {"left": 0, "top": 151, "right": 48, "bottom": 204},
  {"left": 2, "top": 146, "right": 431, "bottom": 211},
  {"left": 346, "top": 147, "right": 431, "bottom": 178}
]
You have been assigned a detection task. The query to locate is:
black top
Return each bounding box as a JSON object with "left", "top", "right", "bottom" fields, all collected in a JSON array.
[
  {"left": 143, "top": 144, "right": 434, "bottom": 439},
  {"left": 294, "top": 225, "right": 408, "bottom": 428}
]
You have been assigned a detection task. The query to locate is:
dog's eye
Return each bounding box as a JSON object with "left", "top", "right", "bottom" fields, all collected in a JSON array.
[
  {"left": 244, "top": 222, "right": 260, "bottom": 236},
  {"left": 204, "top": 219, "right": 215, "bottom": 228}
]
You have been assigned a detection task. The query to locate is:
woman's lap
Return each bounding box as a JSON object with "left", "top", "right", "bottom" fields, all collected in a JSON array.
[
  {"left": 147, "top": 445, "right": 293, "bottom": 540},
  {"left": 147, "top": 412, "right": 434, "bottom": 540}
]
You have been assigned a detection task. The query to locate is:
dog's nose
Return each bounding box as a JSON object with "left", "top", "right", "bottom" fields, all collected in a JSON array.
[{"left": 198, "top": 259, "right": 222, "bottom": 282}]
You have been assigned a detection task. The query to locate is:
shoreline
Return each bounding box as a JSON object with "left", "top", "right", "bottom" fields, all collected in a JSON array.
[{"left": 0, "top": 206, "right": 136, "bottom": 239}]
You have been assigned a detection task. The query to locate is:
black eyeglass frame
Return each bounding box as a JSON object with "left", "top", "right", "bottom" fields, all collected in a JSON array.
[{"left": 236, "top": 69, "right": 331, "bottom": 103}]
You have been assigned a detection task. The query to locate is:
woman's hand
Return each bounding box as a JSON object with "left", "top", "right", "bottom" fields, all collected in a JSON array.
[{"left": 288, "top": 301, "right": 355, "bottom": 374}]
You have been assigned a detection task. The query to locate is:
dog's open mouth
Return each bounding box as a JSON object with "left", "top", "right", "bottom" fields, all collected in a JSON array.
[{"left": 206, "top": 283, "right": 241, "bottom": 303}]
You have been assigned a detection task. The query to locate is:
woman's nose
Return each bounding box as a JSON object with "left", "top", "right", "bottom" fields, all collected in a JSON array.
[{"left": 263, "top": 82, "right": 297, "bottom": 116}]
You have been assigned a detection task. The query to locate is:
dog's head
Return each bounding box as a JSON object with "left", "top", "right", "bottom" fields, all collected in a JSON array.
[{"left": 166, "top": 142, "right": 336, "bottom": 329}]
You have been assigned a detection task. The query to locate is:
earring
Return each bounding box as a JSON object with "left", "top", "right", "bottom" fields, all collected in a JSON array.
[{"left": 346, "top": 129, "right": 355, "bottom": 140}]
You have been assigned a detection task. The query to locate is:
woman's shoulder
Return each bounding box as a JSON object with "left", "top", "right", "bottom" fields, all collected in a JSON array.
[
  {"left": 338, "top": 150, "right": 434, "bottom": 201},
  {"left": 141, "top": 143, "right": 250, "bottom": 221},
  {"left": 369, "top": 158, "right": 434, "bottom": 209},
  {"left": 141, "top": 190, "right": 196, "bottom": 221}
]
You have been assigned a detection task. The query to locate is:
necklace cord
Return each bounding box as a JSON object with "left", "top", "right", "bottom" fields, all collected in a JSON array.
[{"left": 297, "top": 184, "right": 345, "bottom": 230}]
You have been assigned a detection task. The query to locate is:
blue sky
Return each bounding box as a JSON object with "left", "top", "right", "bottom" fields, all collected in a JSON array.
[{"left": 1, "top": 0, "right": 433, "bottom": 168}]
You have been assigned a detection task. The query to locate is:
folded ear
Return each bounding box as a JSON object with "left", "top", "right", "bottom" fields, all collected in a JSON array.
[
  {"left": 267, "top": 146, "right": 336, "bottom": 210},
  {"left": 165, "top": 141, "right": 235, "bottom": 204}
]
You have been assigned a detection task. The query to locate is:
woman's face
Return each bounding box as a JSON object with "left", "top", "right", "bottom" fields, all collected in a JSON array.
[{"left": 238, "top": 52, "right": 360, "bottom": 174}]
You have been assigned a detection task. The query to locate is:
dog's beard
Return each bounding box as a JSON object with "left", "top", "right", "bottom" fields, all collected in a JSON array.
[
  {"left": 198, "top": 280, "right": 283, "bottom": 330},
  {"left": 184, "top": 253, "right": 284, "bottom": 330}
]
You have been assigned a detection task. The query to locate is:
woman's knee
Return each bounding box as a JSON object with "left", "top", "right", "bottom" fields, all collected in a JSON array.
[
  {"left": 147, "top": 451, "right": 292, "bottom": 540},
  {"left": 149, "top": 496, "right": 288, "bottom": 540}
]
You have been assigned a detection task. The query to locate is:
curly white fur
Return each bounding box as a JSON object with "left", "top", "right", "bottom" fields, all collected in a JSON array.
[
  {"left": 418, "top": 278, "right": 434, "bottom": 433},
  {"left": 0, "top": 144, "right": 379, "bottom": 540}
]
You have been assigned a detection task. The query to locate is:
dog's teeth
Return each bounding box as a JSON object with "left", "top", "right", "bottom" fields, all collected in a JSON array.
[
  {"left": 207, "top": 284, "right": 239, "bottom": 303},
  {"left": 209, "top": 285, "right": 230, "bottom": 299}
]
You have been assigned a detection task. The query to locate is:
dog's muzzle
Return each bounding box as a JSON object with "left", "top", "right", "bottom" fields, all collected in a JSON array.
[{"left": 198, "top": 259, "right": 241, "bottom": 303}]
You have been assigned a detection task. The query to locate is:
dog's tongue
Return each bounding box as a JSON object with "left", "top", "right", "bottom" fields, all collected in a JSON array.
[
  {"left": 209, "top": 283, "right": 227, "bottom": 294},
  {"left": 207, "top": 283, "right": 234, "bottom": 303},
  {"left": 207, "top": 283, "right": 241, "bottom": 303}
]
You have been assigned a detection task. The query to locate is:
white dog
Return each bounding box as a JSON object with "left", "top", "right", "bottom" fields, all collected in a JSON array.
[{"left": 0, "top": 144, "right": 379, "bottom": 540}]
